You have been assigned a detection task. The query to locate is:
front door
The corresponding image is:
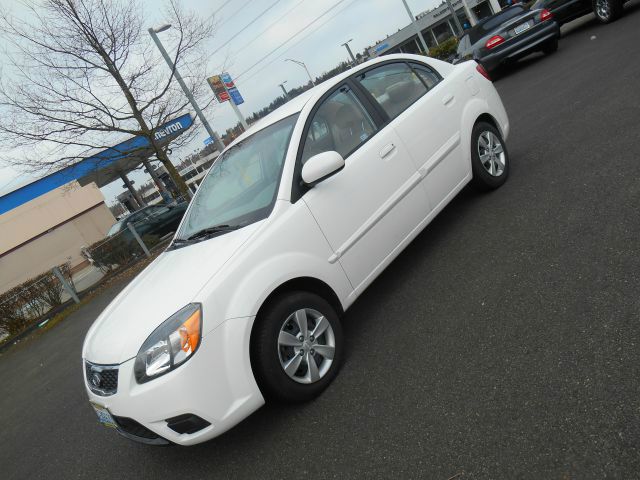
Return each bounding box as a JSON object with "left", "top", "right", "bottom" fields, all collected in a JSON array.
[{"left": 298, "top": 83, "right": 427, "bottom": 290}]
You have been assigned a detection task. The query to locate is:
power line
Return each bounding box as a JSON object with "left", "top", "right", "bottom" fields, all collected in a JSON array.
[
  {"left": 217, "top": 0, "right": 258, "bottom": 28},
  {"left": 215, "top": 0, "right": 283, "bottom": 52},
  {"left": 238, "top": 0, "right": 360, "bottom": 85},
  {"left": 233, "top": 0, "right": 308, "bottom": 57},
  {"left": 235, "top": 0, "right": 350, "bottom": 81},
  {"left": 215, "top": 0, "right": 235, "bottom": 11}
]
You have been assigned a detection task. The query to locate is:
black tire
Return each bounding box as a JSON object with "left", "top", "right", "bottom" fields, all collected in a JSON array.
[
  {"left": 542, "top": 38, "right": 558, "bottom": 55},
  {"left": 592, "top": 0, "right": 624, "bottom": 23},
  {"left": 470, "top": 121, "right": 509, "bottom": 190},
  {"left": 250, "top": 291, "right": 343, "bottom": 403}
]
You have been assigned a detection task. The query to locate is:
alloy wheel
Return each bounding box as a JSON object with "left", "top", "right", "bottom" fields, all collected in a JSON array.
[
  {"left": 277, "top": 308, "right": 336, "bottom": 384},
  {"left": 478, "top": 131, "right": 506, "bottom": 177},
  {"left": 595, "top": 0, "right": 611, "bottom": 20}
]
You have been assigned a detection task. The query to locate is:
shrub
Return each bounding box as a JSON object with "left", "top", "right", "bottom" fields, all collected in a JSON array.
[
  {"left": 0, "top": 262, "right": 76, "bottom": 338},
  {"left": 429, "top": 37, "right": 459, "bottom": 61},
  {"left": 36, "top": 271, "right": 64, "bottom": 308}
]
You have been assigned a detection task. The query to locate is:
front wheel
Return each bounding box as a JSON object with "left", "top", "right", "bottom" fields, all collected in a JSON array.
[
  {"left": 250, "top": 291, "right": 343, "bottom": 403},
  {"left": 593, "top": 0, "right": 623, "bottom": 23},
  {"left": 470, "top": 122, "right": 509, "bottom": 190}
]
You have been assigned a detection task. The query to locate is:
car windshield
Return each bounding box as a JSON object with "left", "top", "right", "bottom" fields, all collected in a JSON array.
[
  {"left": 467, "top": 6, "right": 525, "bottom": 44},
  {"left": 176, "top": 114, "right": 298, "bottom": 241}
]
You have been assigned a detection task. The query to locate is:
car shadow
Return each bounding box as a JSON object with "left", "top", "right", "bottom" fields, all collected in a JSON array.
[
  {"left": 336, "top": 185, "right": 494, "bottom": 369},
  {"left": 128, "top": 186, "right": 488, "bottom": 463}
]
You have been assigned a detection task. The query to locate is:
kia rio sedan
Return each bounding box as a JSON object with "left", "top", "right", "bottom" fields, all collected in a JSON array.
[{"left": 83, "top": 54, "right": 510, "bottom": 446}]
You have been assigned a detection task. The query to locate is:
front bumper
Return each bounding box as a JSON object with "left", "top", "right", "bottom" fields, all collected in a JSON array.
[
  {"left": 479, "top": 21, "right": 560, "bottom": 71},
  {"left": 84, "top": 315, "right": 264, "bottom": 446}
]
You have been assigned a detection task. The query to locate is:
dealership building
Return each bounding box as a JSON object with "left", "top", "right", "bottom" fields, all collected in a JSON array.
[
  {"left": 0, "top": 114, "right": 194, "bottom": 293},
  {"left": 369, "top": 0, "right": 505, "bottom": 57}
]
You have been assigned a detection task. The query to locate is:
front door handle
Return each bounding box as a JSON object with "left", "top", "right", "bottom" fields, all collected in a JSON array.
[
  {"left": 379, "top": 143, "right": 396, "bottom": 159},
  {"left": 442, "top": 94, "right": 455, "bottom": 106}
]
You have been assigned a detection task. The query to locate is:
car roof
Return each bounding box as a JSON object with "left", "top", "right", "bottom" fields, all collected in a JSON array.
[{"left": 223, "top": 54, "right": 431, "bottom": 151}]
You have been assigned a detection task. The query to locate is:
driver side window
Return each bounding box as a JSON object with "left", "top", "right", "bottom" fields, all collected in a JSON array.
[{"left": 301, "top": 86, "right": 377, "bottom": 164}]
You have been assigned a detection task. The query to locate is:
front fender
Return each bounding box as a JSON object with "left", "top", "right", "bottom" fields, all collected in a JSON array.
[{"left": 198, "top": 200, "right": 353, "bottom": 336}]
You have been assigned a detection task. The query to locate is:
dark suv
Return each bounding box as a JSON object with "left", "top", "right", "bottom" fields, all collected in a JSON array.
[{"left": 531, "top": 0, "right": 629, "bottom": 24}]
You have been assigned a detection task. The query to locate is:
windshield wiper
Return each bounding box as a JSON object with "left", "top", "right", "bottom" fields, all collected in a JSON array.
[{"left": 185, "top": 224, "right": 242, "bottom": 241}]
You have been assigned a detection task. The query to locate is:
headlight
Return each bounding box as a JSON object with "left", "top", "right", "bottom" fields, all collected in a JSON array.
[{"left": 134, "top": 303, "right": 202, "bottom": 384}]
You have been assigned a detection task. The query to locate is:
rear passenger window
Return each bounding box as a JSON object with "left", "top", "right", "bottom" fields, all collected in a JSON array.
[
  {"left": 301, "top": 86, "right": 377, "bottom": 164},
  {"left": 356, "top": 63, "right": 427, "bottom": 120},
  {"left": 409, "top": 63, "right": 442, "bottom": 90}
]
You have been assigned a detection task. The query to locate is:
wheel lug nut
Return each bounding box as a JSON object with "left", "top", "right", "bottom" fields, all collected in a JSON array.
[
  {"left": 298, "top": 335, "right": 303, "bottom": 341},
  {"left": 299, "top": 350, "right": 304, "bottom": 356},
  {"left": 309, "top": 335, "right": 314, "bottom": 342},
  {"left": 310, "top": 349, "right": 315, "bottom": 355}
]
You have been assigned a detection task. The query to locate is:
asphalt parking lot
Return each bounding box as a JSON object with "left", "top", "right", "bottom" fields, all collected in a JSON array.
[{"left": 2, "top": 5, "right": 640, "bottom": 479}]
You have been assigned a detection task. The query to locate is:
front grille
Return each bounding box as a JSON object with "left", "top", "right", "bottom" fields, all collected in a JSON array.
[
  {"left": 113, "top": 415, "right": 160, "bottom": 440},
  {"left": 85, "top": 361, "right": 118, "bottom": 396}
]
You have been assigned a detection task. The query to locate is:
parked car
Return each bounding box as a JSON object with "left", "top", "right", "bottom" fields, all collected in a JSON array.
[
  {"left": 106, "top": 202, "right": 188, "bottom": 241},
  {"left": 454, "top": 5, "right": 560, "bottom": 72},
  {"left": 531, "top": 0, "right": 630, "bottom": 24},
  {"left": 83, "top": 53, "right": 511, "bottom": 446}
]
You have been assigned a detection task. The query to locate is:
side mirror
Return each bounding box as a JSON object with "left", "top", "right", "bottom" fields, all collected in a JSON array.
[{"left": 301, "top": 151, "right": 345, "bottom": 186}]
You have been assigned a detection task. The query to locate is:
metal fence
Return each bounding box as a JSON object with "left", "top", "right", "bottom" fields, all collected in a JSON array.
[{"left": 0, "top": 263, "right": 77, "bottom": 342}]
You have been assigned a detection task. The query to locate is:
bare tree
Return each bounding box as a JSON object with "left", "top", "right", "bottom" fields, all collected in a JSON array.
[{"left": 0, "top": 0, "right": 216, "bottom": 198}]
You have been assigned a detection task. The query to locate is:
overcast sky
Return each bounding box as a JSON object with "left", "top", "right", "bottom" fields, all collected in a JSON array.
[{"left": 0, "top": 0, "right": 441, "bottom": 202}]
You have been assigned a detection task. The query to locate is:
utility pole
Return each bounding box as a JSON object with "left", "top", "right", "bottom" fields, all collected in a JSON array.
[
  {"left": 286, "top": 59, "right": 315, "bottom": 86},
  {"left": 400, "top": 0, "right": 430, "bottom": 54},
  {"left": 341, "top": 39, "right": 357, "bottom": 64},
  {"left": 443, "top": 0, "right": 464, "bottom": 35},
  {"left": 148, "top": 25, "right": 225, "bottom": 153},
  {"left": 278, "top": 81, "right": 289, "bottom": 99}
]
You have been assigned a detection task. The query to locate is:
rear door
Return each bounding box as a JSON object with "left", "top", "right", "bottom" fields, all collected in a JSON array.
[
  {"left": 297, "top": 82, "right": 427, "bottom": 290},
  {"left": 354, "top": 61, "right": 467, "bottom": 211}
]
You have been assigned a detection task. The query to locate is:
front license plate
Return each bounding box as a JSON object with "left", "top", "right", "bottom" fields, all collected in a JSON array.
[
  {"left": 514, "top": 21, "right": 531, "bottom": 35},
  {"left": 91, "top": 403, "right": 117, "bottom": 429}
]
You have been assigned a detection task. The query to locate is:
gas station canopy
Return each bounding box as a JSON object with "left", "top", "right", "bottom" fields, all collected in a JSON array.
[{"left": 0, "top": 114, "right": 193, "bottom": 216}]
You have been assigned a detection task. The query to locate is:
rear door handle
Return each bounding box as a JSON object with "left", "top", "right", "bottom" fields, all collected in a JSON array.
[
  {"left": 379, "top": 143, "right": 396, "bottom": 159},
  {"left": 442, "top": 94, "right": 455, "bottom": 106}
]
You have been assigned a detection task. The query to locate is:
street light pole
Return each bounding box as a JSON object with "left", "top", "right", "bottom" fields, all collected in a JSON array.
[
  {"left": 278, "top": 81, "right": 289, "bottom": 99},
  {"left": 148, "top": 25, "right": 225, "bottom": 153},
  {"left": 400, "top": 0, "right": 430, "bottom": 55},
  {"left": 285, "top": 59, "right": 315, "bottom": 86},
  {"left": 341, "top": 39, "right": 357, "bottom": 64}
]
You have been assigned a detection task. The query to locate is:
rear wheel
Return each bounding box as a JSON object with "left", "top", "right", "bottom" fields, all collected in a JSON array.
[
  {"left": 470, "top": 121, "right": 509, "bottom": 190},
  {"left": 250, "top": 291, "right": 343, "bottom": 403},
  {"left": 593, "top": 0, "right": 623, "bottom": 23}
]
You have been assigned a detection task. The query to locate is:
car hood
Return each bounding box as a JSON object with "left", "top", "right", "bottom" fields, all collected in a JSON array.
[{"left": 82, "top": 222, "right": 262, "bottom": 365}]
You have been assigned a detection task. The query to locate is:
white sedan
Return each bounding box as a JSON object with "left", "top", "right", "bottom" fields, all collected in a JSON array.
[{"left": 83, "top": 54, "right": 510, "bottom": 446}]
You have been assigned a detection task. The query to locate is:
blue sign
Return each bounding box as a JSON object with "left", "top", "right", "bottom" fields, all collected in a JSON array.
[
  {"left": 375, "top": 43, "right": 389, "bottom": 53},
  {"left": 228, "top": 89, "right": 244, "bottom": 105},
  {"left": 204, "top": 137, "right": 213, "bottom": 146},
  {"left": 221, "top": 72, "right": 245, "bottom": 106}
]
